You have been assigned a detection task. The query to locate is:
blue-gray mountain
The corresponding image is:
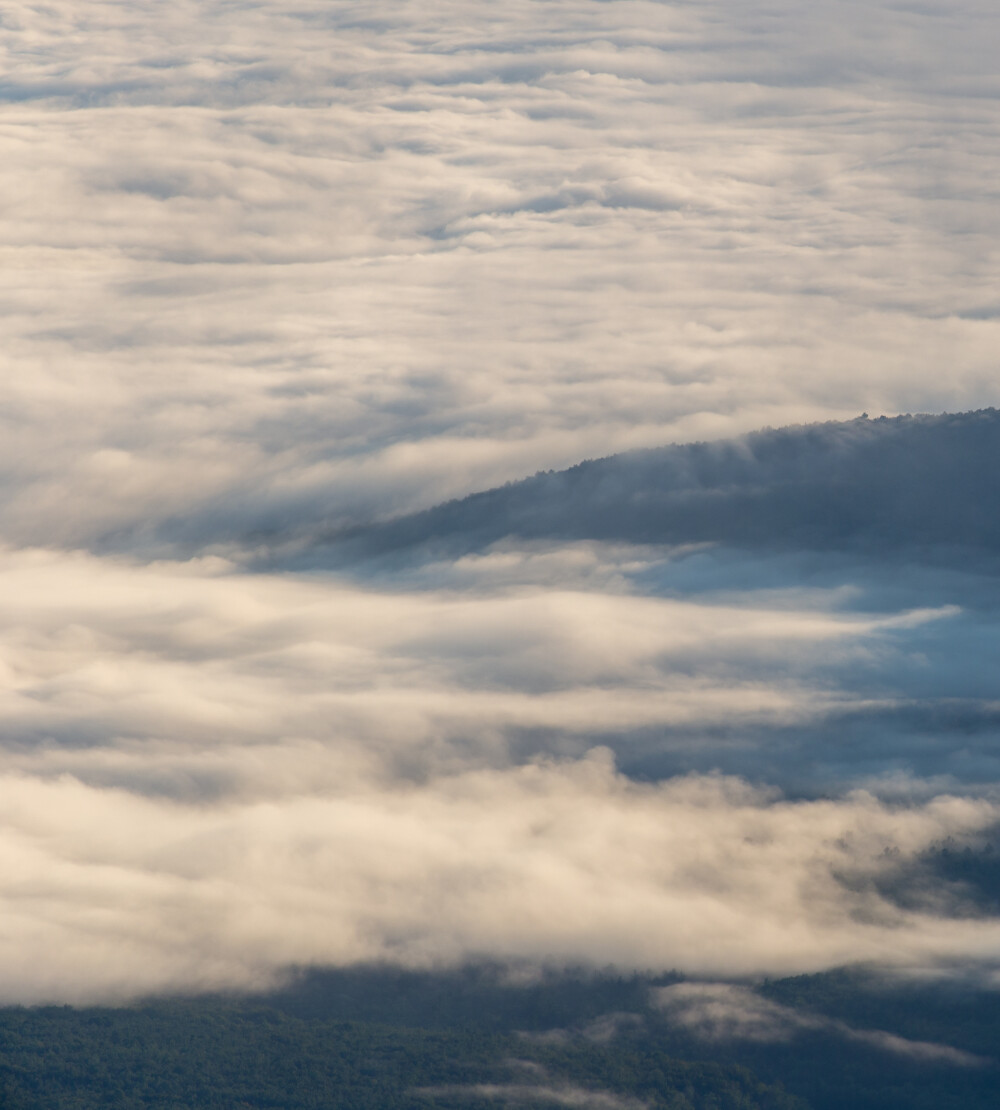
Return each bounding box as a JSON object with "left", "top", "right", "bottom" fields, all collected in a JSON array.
[
  {"left": 306, "top": 408, "right": 998, "bottom": 568},
  {"left": 306, "top": 410, "right": 1000, "bottom": 568}
]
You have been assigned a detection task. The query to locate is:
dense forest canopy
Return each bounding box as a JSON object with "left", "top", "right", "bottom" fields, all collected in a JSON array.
[{"left": 1, "top": 966, "right": 998, "bottom": 1109}]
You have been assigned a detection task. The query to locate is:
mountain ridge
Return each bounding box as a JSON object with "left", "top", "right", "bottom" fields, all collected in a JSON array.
[{"left": 296, "top": 409, "right": 1000, "bottom": 568}]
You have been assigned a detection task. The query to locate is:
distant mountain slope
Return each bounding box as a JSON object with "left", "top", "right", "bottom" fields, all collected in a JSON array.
[
  {"left": 0, "top": 994, "right": 805, "bottom": 1110},
  {"left": 311, "top": 409, "right": 1000, "bottom": 566},
  {"left": 3, "top": 965, "right": 998, "bottom": 1110}
]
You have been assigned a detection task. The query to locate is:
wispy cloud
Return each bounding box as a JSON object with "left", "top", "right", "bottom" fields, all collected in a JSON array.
[
  {"left": 654, "top": 983, "right": 989, "bottom": 1067},
  {"left": 0, "top": 534, "right": 993, "bottom": 1001},
  {"left": 415, "top": 1077, "right": 649, "bottom": 1109}
]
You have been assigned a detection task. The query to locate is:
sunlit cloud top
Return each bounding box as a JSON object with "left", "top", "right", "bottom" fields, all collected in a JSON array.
[{"left": 2, "top": 0, "right": 999, "bottom": 549}]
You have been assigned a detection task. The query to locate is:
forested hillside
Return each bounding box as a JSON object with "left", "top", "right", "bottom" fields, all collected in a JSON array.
[
  {"left": 304, "top": 410, "right": 1000, "bottom": 569},
  {"left": 1, "top": 967, "right": 998, "bottom": 1110},
  {"left": 0, "top": 996, "right": 799, "bottom": 1110}
]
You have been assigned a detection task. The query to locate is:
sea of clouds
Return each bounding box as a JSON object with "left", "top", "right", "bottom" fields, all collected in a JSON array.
[{"left": 1, "top": 0, "right": 999, "bottom": 1002}]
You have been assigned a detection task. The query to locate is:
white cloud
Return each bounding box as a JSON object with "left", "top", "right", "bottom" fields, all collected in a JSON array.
[
  {"left": 0, "top": 548, "right": 992, "bottom": 1002},
  {"left": 0, "top": 545, "right": 957, "bottom": 788},
  {"left": 1, "top": 0, "right": 998, "bottom": 547},
  {"left": 0, "top": 740, "right": 998, "bottom": 1003}
]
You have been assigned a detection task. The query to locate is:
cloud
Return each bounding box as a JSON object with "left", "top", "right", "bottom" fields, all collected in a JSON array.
[
  {"left": 519, "top": 1012, "right": 646, "bottom": 1047},
  {"left": 577, "top": 1013, "right": 645, "bottom": 1045},
  {"left": 1, "top": 2, "right": 999, "bottom": 550},
  {"left": 0, "top": 543, "right": 992, "bottom": 1001},
  {"left": 414, "top": 1080, "right": 649, "bottom": 1109},
  {"left": 1, "top": 749, "right": 999, "bottom": 1004},
  {"left": 2, "top": 0, "right": 1000, "bottom": 1005},
  {"left": 654, "top": 984, "right": 806, "bottom": 1044},
  {"left": 0, "top": 544, "right": 973, "bottom": 792},
  {"left": 1, "top": 692, "right": 1000, "bottom": 1001},
  {"left": 417, "top": 1060, "right": 650, "bottom": 1108},
  {"left": 653, "top": 983, "right": 988, "bottom": 1067}
]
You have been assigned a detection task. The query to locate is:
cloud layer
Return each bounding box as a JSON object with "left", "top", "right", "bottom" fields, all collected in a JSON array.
[
  {"left": 2, "top": 0, "right": 1000, "bottom": 1001},
  {"left": 0, "top": 545, "right": 996, "bottom": 1001},
  {"left": 4, "top": 721, "right": 1000, "bottom": 1004},
  {"left": 2, "top": 0, "right": 1000, "bottom": 550}
]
